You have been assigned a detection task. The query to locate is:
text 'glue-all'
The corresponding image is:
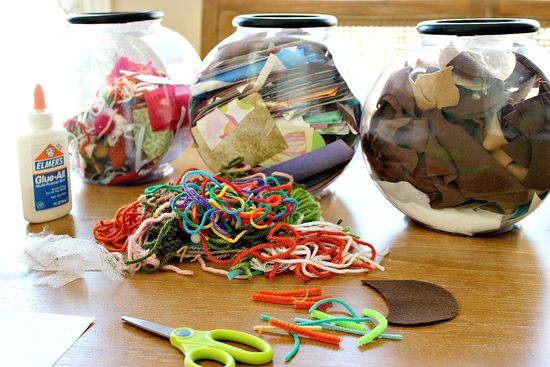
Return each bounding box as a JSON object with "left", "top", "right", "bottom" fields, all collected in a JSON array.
[{"left": 17, "top": 85, "right": 72, "bottom": 223}]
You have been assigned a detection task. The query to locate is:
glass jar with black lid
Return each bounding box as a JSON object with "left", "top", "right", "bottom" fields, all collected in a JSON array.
[
  {"left": 65, "top": 11, "right": 201, "bottom": 184},
  {"left": 191, "top": 14, "right": 361, "bottom": 191},
  {"left": 361, "top": 18, "right": 550, "bottom": 235}
]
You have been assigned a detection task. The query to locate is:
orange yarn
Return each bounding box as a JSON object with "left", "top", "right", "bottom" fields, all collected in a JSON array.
[
  {"left": 268, "top": 319, "right": 340, "bottom": 345},
  {"left": 93, "top": 200, "right": 143, "bottom": 252},
  {"left": 201, "top": 222, "right": 377, "bottom": 281}
]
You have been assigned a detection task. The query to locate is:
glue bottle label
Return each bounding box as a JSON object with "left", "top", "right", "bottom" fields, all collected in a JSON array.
[{"left": 31, "top": 142, "right": 69, "bottom": 211}]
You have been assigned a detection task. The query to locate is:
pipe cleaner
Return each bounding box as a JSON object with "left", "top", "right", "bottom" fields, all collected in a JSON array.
[
  {"left": 358, "top": 309, "right": 388, "bottom": 346},
  {"left": 311, "top": 310, "right": 367, "bottom": 331},
  {"left": 308, "top": 297, "right": 394, "bottom": 344},
  {"left": 267, "top": 319, "right": 340, "bottom": 345},
  {"left": 258, "top": 288, "right": 323, "bottom": 297},
  {"left": 251, "top": 293, "right": 331, "bottom": 305},
  {"left": 294, "top": 317, "right": 401, "bottom": 340}
]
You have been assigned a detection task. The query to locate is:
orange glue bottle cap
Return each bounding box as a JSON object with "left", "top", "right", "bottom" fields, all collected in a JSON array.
[
  {"left": 34, "top": 84, "right": 47, "bottom": 111},
  {"left": 29, "top": 84, "right": 53, "bottom": 128}
]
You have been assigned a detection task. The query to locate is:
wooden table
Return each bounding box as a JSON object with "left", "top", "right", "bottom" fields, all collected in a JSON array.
[{"left": 3, "top": 146, "right": 550, "bottom": 366}]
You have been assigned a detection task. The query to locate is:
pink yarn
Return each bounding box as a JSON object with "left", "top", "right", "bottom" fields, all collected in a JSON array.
[
  {"left": 124, "top": 212, "right": 198, "bottom": 275},
  {"left": 127, "top": 213, "right": 175, "bottom": 269},
  {"left": 193, "top": 256, "right": 249, "bottom": 280}
]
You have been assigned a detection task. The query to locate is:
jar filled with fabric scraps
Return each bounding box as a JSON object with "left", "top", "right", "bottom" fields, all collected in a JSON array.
[
  {"left": 65, "top": 11, "right": 201, "bottom": 184},
  {"left": 361, "top": 18, "right": 550, "bottom": 235},
  {"left": 191, "top": 14, "right": 361, "bottom": 191}
]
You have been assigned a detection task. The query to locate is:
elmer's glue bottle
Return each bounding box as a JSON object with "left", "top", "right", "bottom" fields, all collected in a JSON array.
[{"left": 17, "top": 85, "right": 72, "bottom": 223}]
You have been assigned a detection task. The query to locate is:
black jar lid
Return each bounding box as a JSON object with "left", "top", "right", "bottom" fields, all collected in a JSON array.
[
  {"left": 417, "top": 18, "right": 540, "bottom": 36},
  {"left": 233, "top": 14, "right": 337, "bottom": 28},
  {"left": 67, "top": 11, "right": 163, "bottom": 24}
]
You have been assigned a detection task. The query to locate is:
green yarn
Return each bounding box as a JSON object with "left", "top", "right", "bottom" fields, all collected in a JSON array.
[
  {"left": 143, "top": 217, "right": 186, "bottom": 256},
  {"left": 218, "top": 157, "right": 249, "bottom": 181},
  {"left": 205, "top": 227, "right": 272, "bottom": 251},
  {"left": 229, "top": 256, "right": 254, "bottom": 279},
  {"left": 124, "top": 217, "right": 189, "bottom": 270},
  {"left": 285, "top": 185, "right": 321, "bottom": 224}
]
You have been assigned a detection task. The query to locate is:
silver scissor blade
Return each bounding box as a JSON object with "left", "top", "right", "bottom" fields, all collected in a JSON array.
[{"left": 121, "top": 316, "right": 174, "bottom": 339}]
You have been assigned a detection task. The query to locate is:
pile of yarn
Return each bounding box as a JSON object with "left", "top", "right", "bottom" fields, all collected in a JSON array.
[{"left": 93, "top": 168, "right": 380, "bottom": 280}]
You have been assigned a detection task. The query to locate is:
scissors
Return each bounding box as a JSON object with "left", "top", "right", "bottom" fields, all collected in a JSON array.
[{"left": 121, "top": 316, "right": 273, "bottom": 367}]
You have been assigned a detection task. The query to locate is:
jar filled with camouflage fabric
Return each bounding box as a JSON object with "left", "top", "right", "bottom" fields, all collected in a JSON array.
[{"left": 361, "top": 18, "right": 549, "bottom": 235}]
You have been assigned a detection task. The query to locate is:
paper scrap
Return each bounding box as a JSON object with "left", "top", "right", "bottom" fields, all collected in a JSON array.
[
  {"left": 0, "top": 311, "right": 94, "bottom": 367},
  {"left": 253, "top": 53, "right": 286, "bottom": 91},
  {"left": 411, "top": 66, "right": 460, "bottom": 110},
  {"left": 261, "top": 139, "right": 354, "bottom": 181},
  {"left": 196, "top": 98, "right": 255, "bottom": 150},
  {"left": 262, "top": 116, "right": 316, "bottom": 167},
  {"left": 133, "top": 108, "right": 173, "bottom": 161},
  {"left": 303, "top": 111, "right": 342, "bottom": 125},
  {"left": 192, "top": 93, "right": 288, "bottom": 170},
  {"left": 219, "top": 97, "right": 255, "bottom": 124},
  {"left": 276, "top": 47, "right": 309, "bottom": 68},
  {"left": 316, "top": 123, "right": 350, "bottom": 135},
  {"left": 196, "top": 109, "right": 235, "bottom": 150}
]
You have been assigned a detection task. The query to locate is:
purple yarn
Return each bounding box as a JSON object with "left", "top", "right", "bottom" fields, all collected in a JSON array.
[
  {"left": 210, "top": 209, "right": 229, "bottom": 236},
  {"left": 172, "top": 195, "right": 192, "bottom": 209},
  {"left": 182, "top": 181, "right": 209, "bottom": 209},
  {"left": 234, "top": 178, "right": 270, "bottom": 195}
]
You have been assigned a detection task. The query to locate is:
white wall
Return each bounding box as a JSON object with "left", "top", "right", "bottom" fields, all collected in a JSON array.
[{"left": 111, "top": 0, "right": 203, "bottom": 55}]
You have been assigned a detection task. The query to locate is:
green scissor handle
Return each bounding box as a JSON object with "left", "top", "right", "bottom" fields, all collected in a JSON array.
[{"left": 170, "top": 327, "right": 273, "bottom": 367}]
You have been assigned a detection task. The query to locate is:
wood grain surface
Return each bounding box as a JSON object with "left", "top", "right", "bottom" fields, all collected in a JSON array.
[{"left": 2, "top": 146, "right": 550, "bottom": 366}]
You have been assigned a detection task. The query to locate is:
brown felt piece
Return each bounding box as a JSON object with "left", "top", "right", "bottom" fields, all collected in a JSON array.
[
  {"left": 501, "top": 135, "right": 531, "bottom": 168},
  {"left": 447, "top": 51, "right": 499, "bottom": 79},
  {"left": 378, "top": 67, "right": 419, "bottom": 119},
  {"left": 503, "top": 83, "right": 550, "bottom": 190},
  {"left": 362, "top": 280, "right": 459, "bottom": 326}
]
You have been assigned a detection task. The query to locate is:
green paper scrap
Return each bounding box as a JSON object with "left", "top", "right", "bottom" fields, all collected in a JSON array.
[
  {"left": 193, "top": 92, "right": 288, "bottom": 170},
  {"left": 317, "top": 124, "right": 350, "bottom": 135},
  {"left": 312, "top": 131, "right": 326, "bottom": 150},
  {"left": 133, "top": 108, "right": 173, "bottom": 161},
  {"left": 219, "top": 97, "right": 254, "bottom": 114},
  {"left": 304, "top": 111, "right": 342, "bottom": 125}
]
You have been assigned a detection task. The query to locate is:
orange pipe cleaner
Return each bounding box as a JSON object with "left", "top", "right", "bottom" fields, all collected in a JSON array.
[
  {"left": 258, "top": 288, "right": 323, "bottom": 297},
  {"left": 251, "top": 293, "right": 332, "bottom": 305},
  {"left": 268, "top": 319, "right": 340, "bottom": 345},
  {"left": 251, "top": 293, "right": 295, "bottom": 305}
]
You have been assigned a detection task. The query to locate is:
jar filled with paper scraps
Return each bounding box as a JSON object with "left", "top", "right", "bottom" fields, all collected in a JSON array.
[
  {"left": 64, "top": 11, "right": 201, "bottom": 184},
  {"left": 361, "top": 18, "right": 550, "bottom": 235},
  {"left": 191, "top": 14, "right": 361, "bottom": 192}
]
